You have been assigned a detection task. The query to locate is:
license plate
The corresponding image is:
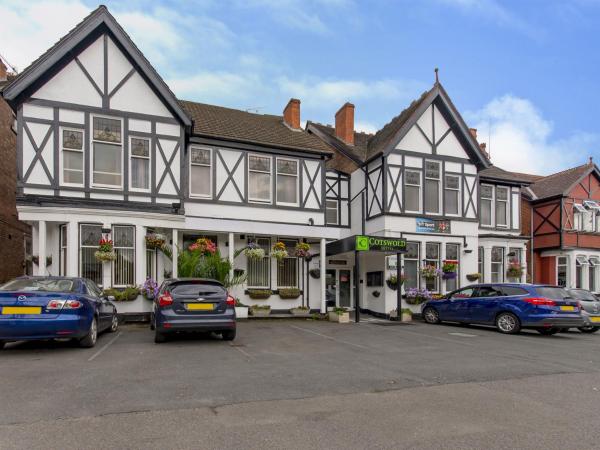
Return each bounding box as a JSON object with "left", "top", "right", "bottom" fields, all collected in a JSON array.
[
  {"left": 590, "top": 317, "right": 600, "bottom": 323},
  {"left": 186, "top": 303, "right": 214, "bottom": 311},
  {"left": 2, "top": 306, "right": 42, "bottom": 315},
  {"left": 560, "top": 306, "right": 575, "bottom": 311}
]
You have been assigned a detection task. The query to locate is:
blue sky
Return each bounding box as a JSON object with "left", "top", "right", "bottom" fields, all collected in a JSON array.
[{"left": 1, "top": 0, "right": 599, "bottom": 174}]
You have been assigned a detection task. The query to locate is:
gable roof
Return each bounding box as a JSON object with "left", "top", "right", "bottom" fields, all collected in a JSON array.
[
  {"left": 1, "top": 5, "right": 191, "bottom": 127},
  {"left": 528, "top": 163, "right": 596, "bottom": 200},
  {"left": 179, "top": 100, "right": 333, "bottom": 155}
]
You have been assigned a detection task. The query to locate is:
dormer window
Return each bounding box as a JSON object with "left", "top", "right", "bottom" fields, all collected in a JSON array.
[{"left": 583, "top": 200, "right": 600, "bottom": 211}]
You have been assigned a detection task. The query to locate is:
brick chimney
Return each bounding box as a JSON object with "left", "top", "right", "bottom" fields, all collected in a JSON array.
[
  {"left": 283, "top": 98, "right": 301, "bottom": 129},
  {"left": 0, "top": 59, "right": 7, "bottom": 82},
  {"left": 335, "top": 102, "right": 355, "bottom": 145},
  {"left": 469, "top": 128, "right": 477, "bottom": 140},
  {"left": 479, "top": 142, "right": 489, "bottom": 159}
]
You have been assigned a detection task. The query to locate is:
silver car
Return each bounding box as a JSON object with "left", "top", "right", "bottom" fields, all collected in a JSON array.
[{"left": 567, "top": 289, "right": 600, "bottom": 333}]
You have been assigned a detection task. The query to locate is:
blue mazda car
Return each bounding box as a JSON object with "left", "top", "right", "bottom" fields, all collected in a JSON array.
[
  {"left": 421, "top": 283, "right": 585, "bottom": 335},
  {"left": 0, "top": 276, "right": 118, "bottom": 349}
]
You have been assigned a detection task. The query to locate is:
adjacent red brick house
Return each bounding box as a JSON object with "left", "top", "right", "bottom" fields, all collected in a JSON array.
[{"left": 0, "top": 59, "right": 31, "bottom": 283}]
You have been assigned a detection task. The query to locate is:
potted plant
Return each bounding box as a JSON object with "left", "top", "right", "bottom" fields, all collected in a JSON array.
[
  {"left": 389, "top": 308, "right": 413, "bottom": 322},
  {"left": 244, "top": 242, "right": 265, "bottom": 261},
  {"left": 507, "top": 260, "right": 523, "bottom": 280},
  {"left": 145, "top": 233, "right": 166, "bottom": 250},
  {"left": 405, "top": 287, "right": 432, "bottom": 305},
  {"left": 235, "top": 299, "right": 249, "bottom": 319},
  {"left": 294, "top": 242, "right": 311, "bottom": 260},
  {"left": 420, "top": 265, "right": 441, "bottom": 280},
  {"left": 95, "top": 238, "right": 117, "bottom": 262},
  {"left": 329, "top": 307, "right": 350, "bottom": 323},
  {"left": 250, "top": 304, "right": 271, "bottom": 317},
  {"left": 140, "top": 277, "right": 159, "bottom": 300},
  {"left": 102, "top": 286, "right": 140, "bottom": 302},
  {"left": 466, "top": 273, "right": 481, "bottom": 282},
  {"left": 278, "top": 288, "right": 301, "bottom": 299},
  {"left": 271, "top": 241, "right": 288, "bottom": 261},
  {"left": 442, "top": 260, "right": 458, "bottom": 280},
  {"left": 290, "top": 306, "right": 311, "bottom": 317},
  {"left": 247, "top": 289, "right": 273, "bottom": 300},
  {"left": 386, "top": 274, "right": 405, "bottom": 290}
]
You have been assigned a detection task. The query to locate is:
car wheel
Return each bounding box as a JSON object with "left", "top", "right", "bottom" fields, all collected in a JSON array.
[
  {"left": 79, "top": 317, "right": 98, "bottom": 348},
  {"left": 154, "top": 331, "right": 167, "bottom": 343},
  {"left": 150, "top": 313, "right": 155, "bottom": 331},
  {"left": 495, "top": 312, "right": 521, "bottom": 334},
  {"left": 109, "top": 313, "right": 119, "bottom": 333},
  {"left": 423, "top": 307, "right": 441, "bottom": 324},
  {"left": 578, "top": 326, "right": 600, "bottom": 334},
  {"left": 537, "top": 328, "right": 559, "bottom": 336},
  {"left": 221, "top": 330, "right": 236, "bottom": 341}
]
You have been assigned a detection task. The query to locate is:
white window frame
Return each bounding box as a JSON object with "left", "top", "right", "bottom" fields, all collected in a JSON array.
[
  {"left": 248, "top": 154, "right": 272, "bottom": 204},
  {"left": 495, "top": 186, "right": 509, "bottom": 228},
  {"left": 589, "top": 257, "right": 599, "bottom": 292},
  {"left": 59, "top": 224, "right": 68, "bottom": 276},
  {"left": 189, "top": 146, "right": 212, "bottom": 199},
  {"left": 444, "top": 174, "right": 461, "bottom": 216},
  {"left": 276, "top": 157, "right": 299, "bottom": 207},
  {"left": 404, "top": 169, "right": 422, "bottom": 213},
  {"left": 79, "top": 223, "right": 103, "bottom": 287},
  {"left": 129, "top": 136, "right": 151, "bottom": 193},
  {"left": 60, "top": 127, "right": 85, "bottom": 187},
  {"left": 326, "top": 199, "right": 339, "bottom": 225},
  {"left": 91, "top": 115, "right": 124, "bottom": 190},
  {"left": 480, "top": 183, "right": 494, "bottom": 227},
  {"left": 425, "top": 242, "right": 441, "bottom": 293},
  {"left": 557, "top": 256, "right": 569, "bottom": 287},
  {"left": 112, "top": 225, "right": 136, "bottom": 288},
  {"left": 424, "top": 160, "right": 441, "bottom": 215},
  {"left": 276, "top": 238, "right": 299, "bottom": 288},
  {"left": 247, "top": 236, "right": 271, "bottom": 288}
]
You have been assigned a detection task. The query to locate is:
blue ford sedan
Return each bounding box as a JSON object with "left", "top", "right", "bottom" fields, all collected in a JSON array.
[
  {"left": 421, "top": 283, "right": 585, "bottom": 335},
  {"left": 0, "top": 277, "right": 118, "bottom": 349}
]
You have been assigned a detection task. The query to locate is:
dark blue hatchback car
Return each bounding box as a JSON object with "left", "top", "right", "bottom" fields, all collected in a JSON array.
[{"left": 421, "top": 283, "right": 585, "bottom": 335}]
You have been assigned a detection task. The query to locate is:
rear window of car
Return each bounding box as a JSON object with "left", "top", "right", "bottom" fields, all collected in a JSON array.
[
  {"left": 500, "top": 286, "right": 529, "bottom": 296},
  {"left": 170, "top": 282, "right": 226, "bottom": 296},
  {"left": 568, "top": 290, "right": 598, "bottom": 301},
  {"left": 0, "top": 278, "right": 77, "bottom": 292},
  {"left": 535, "top": 286, "right": 571, "bottom": 300}
]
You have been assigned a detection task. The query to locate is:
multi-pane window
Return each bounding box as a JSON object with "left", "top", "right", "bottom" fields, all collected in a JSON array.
[
  {"left": 276, "top": 158, "right": 298, "bottom": 205},
  {"left": 557, "top": 256, "right": 568, "bottom": 287},
  {"left": 130, "top": 137, "right": 150, "bottom": 191},
  {"left": 425, "top": 242, "right": 440, "bottom": 292},
  {"left": 190, "top": 147, "right": 212, "bottom": 198},
  {"left": 113, "top": 225, "right": 135, "bottom": 287},
  {"left": 247, "top": 237, "right": 270, "bottom": 287},
  {"left": 444, "top": 175, "right": 460, "bottom": 215},
  {"left": 326, "top": 199, "right": 339, "bottom": 225},
  {"left": 59, "top": 224, "right": 67, "bottom": 276},
  {"left": 61, "top": 129, "right": 84, "bottom": 186},
  {"left": 277, "top": 239, "right": 298, "bottom": 288},
  {"left": 491, "top": 247, "right": 504, "bottom": 283},
  {"left": 445, "top": 243, "right": 460, "bottom": 292},
  {"left": 478, "top": 246, "right": 484, "bottom": 279},
  {"left": 80, "top": 224, "right": 103, "bottom": 286},
  {"left": 424, "top": 161, "right": 441, "bottom": 214},
  {"left": 496, "top": 187, "right": 509, "bottom": 227},
  {"left": 248, "top": 155, "right": 271, "bottom": 203},
  {"left": 589, "top": 257, "right": 599, "bottom": 292},
  {"left": 404, "top": 170, "right": 421, "bottom": 212},
  {"left": 403, "top": 242, "right": 420, "bottom": 290},
  {"left": 480, "top": 185, "right": 493, "bottom": 226},
  {"left": 92, "top": 116, "right": 122, "bottom": 187}
]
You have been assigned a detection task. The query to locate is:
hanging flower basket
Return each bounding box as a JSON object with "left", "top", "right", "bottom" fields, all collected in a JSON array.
[
  {"left": 386, "top": 274, "right": 406, "bottom": 291},
  {"left": 189, "top": 237, "right": 217, "bottom": 255},
  {"left": 294, "top": 242, "right": 311, "bottom": 259},
  {"left": 506, "top": 266, "right": 523, "bottom": 278},
  {"left": 271, "top": 242, "right": 288, "bottom": 261},
  {"left": 466, "top": 273, "right": 481, "bottom": 282},
  {"left": 145, "top": 233, "right": 166, "bottom": 250},
  {"left": 405, "top": 287, "right": 432, "bottom": 305},
  {"left": 309, "top": 269, "right": 321, "bottom": 279},
  {"left": 441, "top": 260, "right": 458, "bottom": 279},
  {"left": 95, "top": 238, "right": 117, "bottom": 262},
  {"left": 420, "top": 265, "right": 442, "bottom": 280},
  {"left": 244, "top": 242, "right": 266, "bottom": 261}
]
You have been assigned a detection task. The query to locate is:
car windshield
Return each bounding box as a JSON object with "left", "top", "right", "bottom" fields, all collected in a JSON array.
[
  {"left": 568, "top": 289, "right": 598, "bottom": 301},
  {"left": 535, "top": 286, "right": 571, "bottom": 300},
  {"left": 0, "top": 278, "right": 76, "bottom": 292}
]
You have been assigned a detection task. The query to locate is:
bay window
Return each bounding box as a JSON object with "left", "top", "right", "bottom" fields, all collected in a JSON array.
[
  {"left": 61, "top": 128, "right": 84, "bottom": 186},
  {"left": 247, "top": 237, "right": 270, "bottom": 288},
  {"left": 403, "top": 242, "right": 420, "bottom": 290},
  {"left": 112, "top": 225, "right": 135, "bottom": 287},
  {"left": 130, "top": 137, "right": 150, "bottom": 191},
  {"left": 424, "top": 161, "right": 441, "bottom": 214},
  {"left": 277, "top": 239, "right": 298, "bottom": 288},
  {"left": 190, "top": 147, "right": 212, "bottom": 198},
  {"left": 425, "top": 242, "right": 440, "bottom": 292},
  {"left": 404, "top": 170, "right": 421, "bottom": 212},
  {"left": 248, "top": 155, "right": 271, "bottom": 203},
  {"left": 92, "top": 116, "right": 122, "bottom": 188},
  {"left": 444, "top": 175, "right": 460, "bottom": 215},
  {"left": 491, "top": 247, "right": 504, "bottom": 283},
  {"left": 80, "top": 224, "right": 103, "bottom": 286},
  {"left": 496, "top": 187, "right": 509, "bottom": 227},
  {"left": 276, "top": 158, "right": 298, "bottom": 205}
]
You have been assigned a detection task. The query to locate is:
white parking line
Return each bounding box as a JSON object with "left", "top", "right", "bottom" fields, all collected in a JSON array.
[
  {"left": 448, "top": 332, "right": 478, "bottom": 338},
  {"left": 88, "top": 332, "right": 122, "bottom": 362},
  {"left": 289, "top": 325, "right": 369, "bottom": 349},
  {"left": 229, "top": 343, "right": 253, "bottom": 360}
]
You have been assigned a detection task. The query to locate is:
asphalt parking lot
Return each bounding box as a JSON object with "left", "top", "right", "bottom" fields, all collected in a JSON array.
[{"left": 1, "top": 319, "right": 600, "bottom": 449}]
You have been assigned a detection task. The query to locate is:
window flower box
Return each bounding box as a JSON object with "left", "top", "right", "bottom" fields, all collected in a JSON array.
[
  {"left": 278, "top": 288, "right": 301, "bottom": 299},
  {"left": 102, "top": 286, "right": 140, "bottom": 302},
  {"left": 405, "top": 287, "right": 432, "bottom": 305},
  {"left": 247, "top": 289, "right": 273, "bottom": 300}
]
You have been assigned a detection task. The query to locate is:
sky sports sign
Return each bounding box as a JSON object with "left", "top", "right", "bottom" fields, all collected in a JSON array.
[{"left": 355, "top": 235, "right": 407, "bottom": 253}]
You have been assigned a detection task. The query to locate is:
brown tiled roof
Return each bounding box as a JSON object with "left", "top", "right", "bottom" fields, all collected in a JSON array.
[
  {"left": 529, "top": 163, "right": 591, "bottom": 199},
  {"left": 307, "top": 122, "right": 369, "bottom": 161},
  {"left": 180, "top": 100, "right": 333, "bottom": 155},
  {"left": 478, "top": 166, "right": 539, "bottom": 184}
]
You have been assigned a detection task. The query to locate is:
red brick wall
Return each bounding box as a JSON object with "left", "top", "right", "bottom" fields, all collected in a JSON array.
[
  {"left": 537, "top": 255, "right": 556, "bottom": 285},
  {"left": 0, "top": 96, "right": 30, "bottom": 283}
]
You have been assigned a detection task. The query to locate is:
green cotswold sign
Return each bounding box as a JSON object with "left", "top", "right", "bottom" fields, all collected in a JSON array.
[{"left": 355, "top": 235, "right": 407, "bottom": 252}]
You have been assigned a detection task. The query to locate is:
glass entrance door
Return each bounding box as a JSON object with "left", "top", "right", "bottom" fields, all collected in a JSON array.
[{"left": 339, "top": 270, "right": 352, "bottom": 308}]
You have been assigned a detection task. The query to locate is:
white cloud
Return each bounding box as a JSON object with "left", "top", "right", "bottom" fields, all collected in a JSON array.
[
  {"left": 466, "top": 95, "right": 598, "bottom": 175},
  {"left": 355, "top": 121, "right": 378, "bottom": 134}
]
